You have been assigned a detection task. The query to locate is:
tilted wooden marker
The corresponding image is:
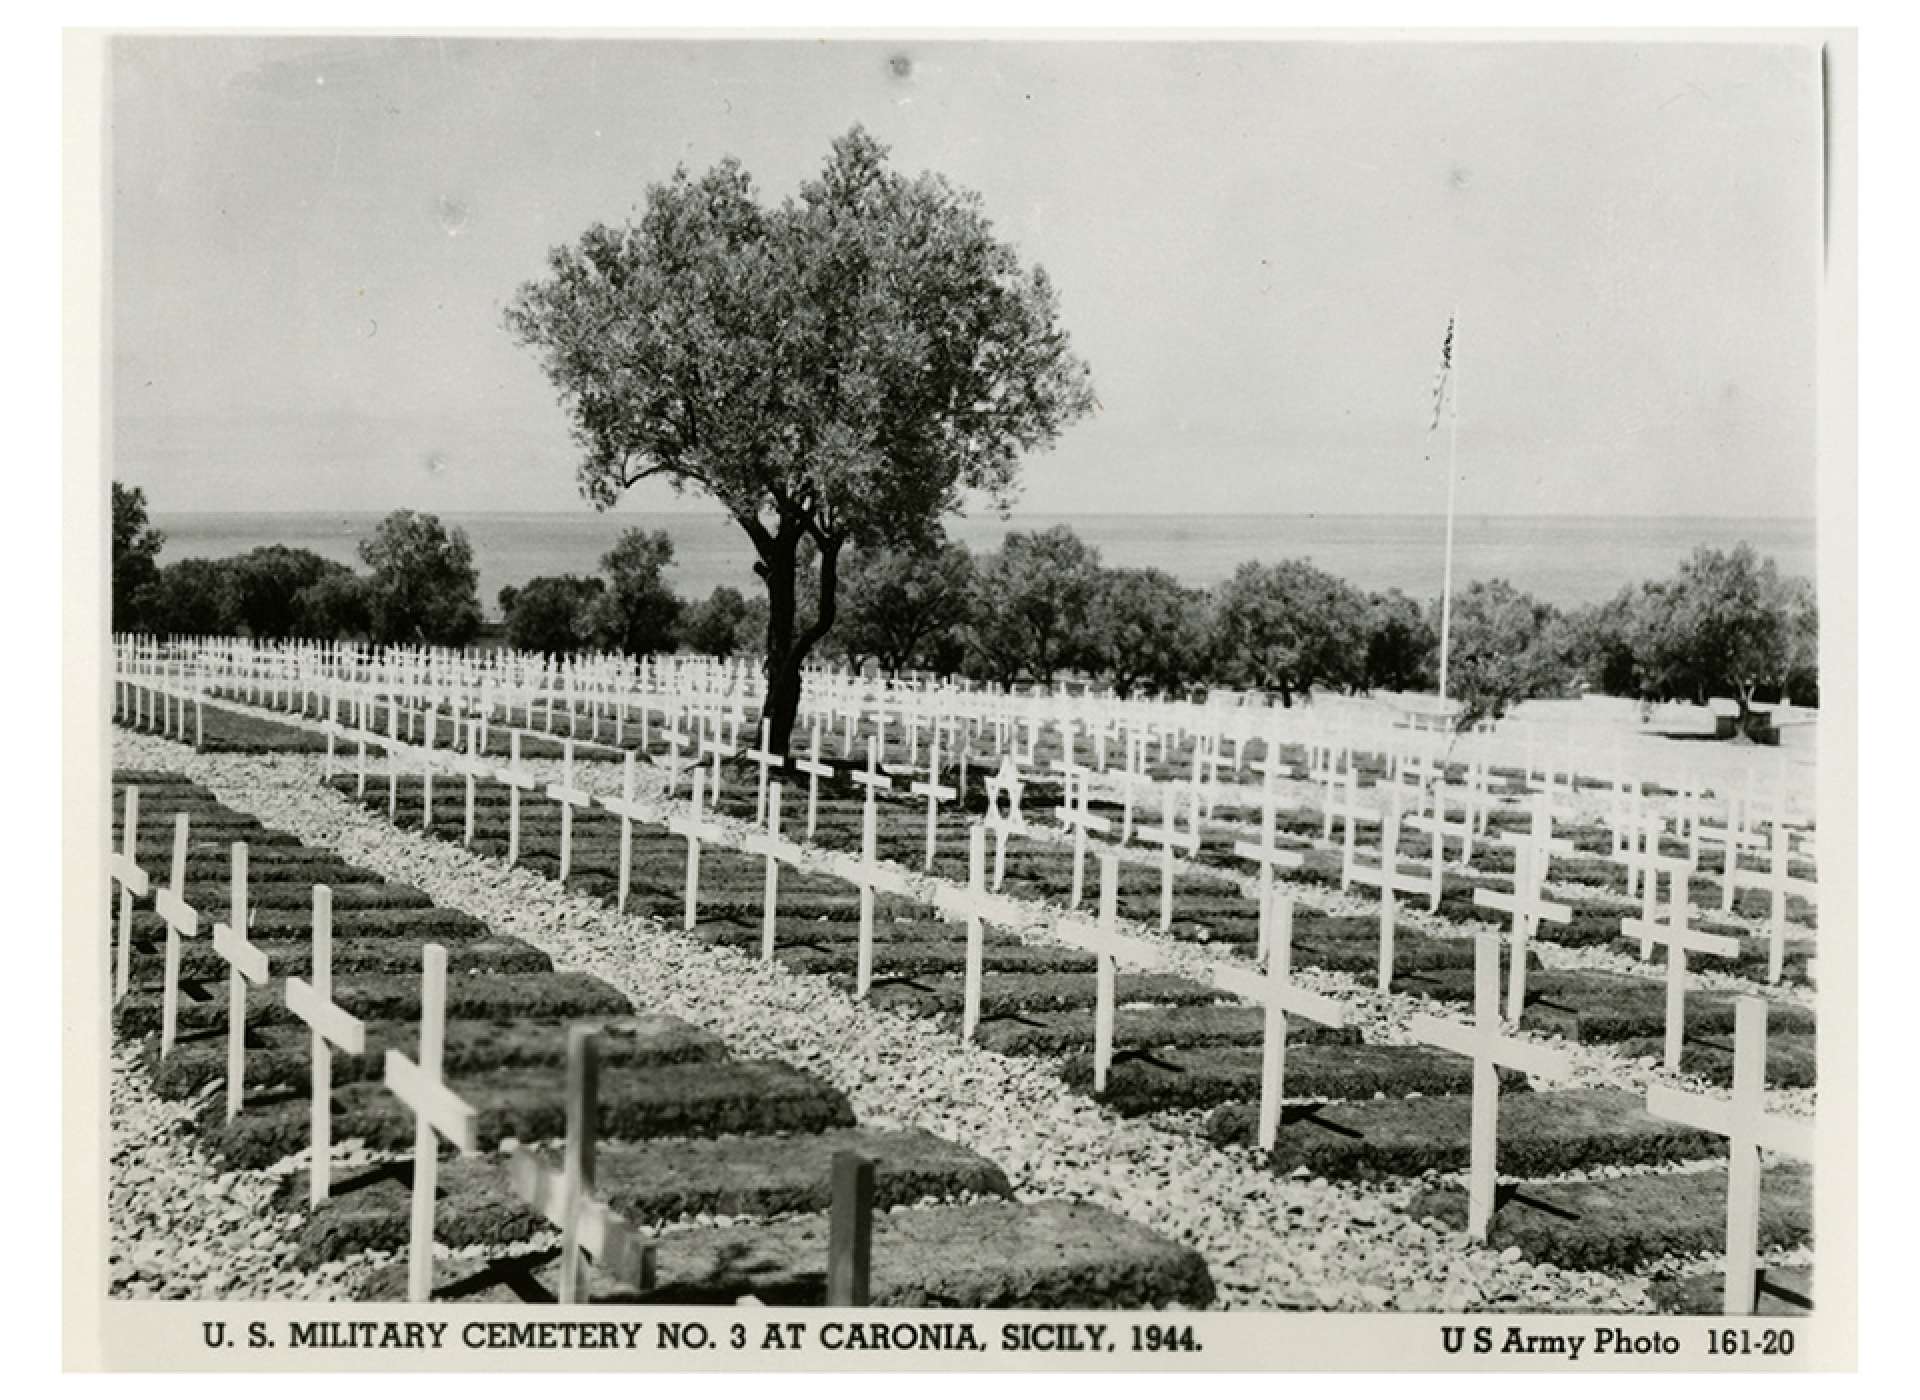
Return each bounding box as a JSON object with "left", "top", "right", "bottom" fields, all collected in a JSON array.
[
  {"left": 383, "top": 943, "right": 479, "bottom": 1304},
  {"left": 111, "top": 787, "right": 150, "bottom": 1002},
  {"left": 210, "top": 842, "right": 271, "bottom": 1122},
  {"left": 153, "top": 813, "right": 202, "bottom": 1058},
  {"left": 1645, "top": 997, "right": 1814, "bottom": 1314},
  {"left": 826, "top": 1150, "right": 876, "bottom": 1307},
  {"left": 505, "top": 1026, "right": 658, "bottom": 1304},
  {"left": 284, "top": 886, "right": 367, "bottom": 1207},
  {"left": 1408, "top": 932, "right": 1570, "bottom": 1241}
]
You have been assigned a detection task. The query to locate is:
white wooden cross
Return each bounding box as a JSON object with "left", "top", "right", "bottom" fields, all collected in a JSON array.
[
  {"left": 1473, "top": 836, "right": 1571, "bottom": 1022},
  {"left": 418, "top": 707, "right": 437, "bottom": 831},
  {"left": 666, "top": 769, "right": 711, "bottom": 933},
  {"left": 603, "top": 752, "right": 642, "bottom": 915},
  {"left": 1410, "top": 932, "right": 1571, "bottom": 1240},
  {"left": 505, "top": 1026, "right": 658, "bottom": 1304},
  {"left": 1252, "top": 893, "right": 1347, "bottom": 1151},
  {"left": 497, "top": 730, "right": 540, "bottom": 868},
  {"left": 545, "top": 738, "right": 594, "bottom": 884},
  {"left": 1090, "top": 853, "right": 1121, "bottom": 1093},
  {"left": 153, "top": 813, "right": 202, "bottom": 1058},
  {"left": 751, "top": 783, "right": 786, "bottom": 964},
  {"left": 1326, "top": 767, "right": 1370, "bottom": 889},
  {"left": 746, "top": 720, "right": 781, "bottom": 827},
  {"left": 1053, "top": 764, "right": 1112, "bottom": 911},
  {"left": 384, "top": 943, "right": 479, "bottom": 1304},
  {"left": 853, "top": 774, "right": 889, "bottom": 998},
  {"left": 111, "top": 787, "right": 150, "bottom": 1003},
  {"left": 983, "top": 755, "right": 1029, "bottom": 891},
  {"left": 209, "top": 843, "right": 270, "bottom": 1122},
  {"left": 701, "top": 717, "right": 737, "bottom": 803},
  {"left": 1645, "top": 997, "right": 1814, "bottom": 1314},
  {"left": 1751, "top": 824, "right": 1818, "bottom": 985},
  {"left": 1622, "top": 899, "right": 1740, "bottom": 1072},
  {"left": 794, "top": 721, "right": 834, "bottom": 842},
  {"left": 960, "top": 825, "right": 988, "bottom": 1041},
  {"left": 849, "top": 738, "right": 895, "bottom": 854},
  {"left": 1344, "top": 787, "right": 1431, "bottom": 993},
  {"left": 908, "top": 730, "right": 957, "bottom": 873},
  {"left": 284, "top": 885, "right": 367, "bottom": 1207},
  {"left": 1136, "top": 782, "right": 1200, "bottom": 933},
  {"left": 455, "top": 720, "right": 487, "bottom": 848},
  {"left": 1233, "top": 762, "right": 1305, "bottom": 964}
]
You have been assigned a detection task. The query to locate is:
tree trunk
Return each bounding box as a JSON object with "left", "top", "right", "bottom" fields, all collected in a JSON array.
[{"left": 756, "top": 525, "right": 842, "bottom": 756}]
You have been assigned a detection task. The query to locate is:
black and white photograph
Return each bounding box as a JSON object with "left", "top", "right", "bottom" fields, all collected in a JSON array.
[{"left": 63, "top": 27, "right": 1858, "bottom": 1370}]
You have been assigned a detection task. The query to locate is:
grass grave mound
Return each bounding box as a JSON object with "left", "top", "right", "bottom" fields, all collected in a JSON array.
[
  {"left": 1409, "top": 1163, "right": 1813, "bottom": 1273},
  {"left": 352, "top": 1199, "right": 1216, "bottom": 1309},
  {"left": 1058, "top": 1042, "right": 1484, "bottom": 1115},
  {"left": 1206, "top": 1088, "right": 1725, "bottom": 1181}
]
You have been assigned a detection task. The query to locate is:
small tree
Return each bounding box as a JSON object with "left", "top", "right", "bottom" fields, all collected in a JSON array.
[
  {"left": 1088, "top": 566, "right": 1212, "bottom": 699},
  {"left": 681, "top": 586, "right": 757, "bottom": 657},
  {"left": 141, "top": 557, "right": 241, "bottom": 638},
  {"left": 1633, "top": 544, "right": 1809, "bottom": 732},
  {"left": 112, "top": 482, "right": 165, "bottom": 632},
  {"left": 229, "top": 545, "right": 355, "bottom": 640},
  {"left": 965, "top": 525, "right": 1104, "bottom": 687},
  {"left": 357, "top": 510, "right": 484, "bottom": 647},
  {"left": 1563, "top": 585, "right": 1644, "bottom": 698},
  {"left": 506, "top": 127, "right": 1095, "bottom": 752},
  {"left": 502, "top": 574, "right": 604, "bottom": 655},
  {"left": 1440, "top": 578, "right": 1571, "bottom": 725},
  {"left": 835, "top": 539, "right": 976, "bottom": 675},
  {"left": 583, "top": 528, "right": 683, "bottom": 657},
  {"left": 1209, "top": 559, "right": 1369, "bottom": 706}
]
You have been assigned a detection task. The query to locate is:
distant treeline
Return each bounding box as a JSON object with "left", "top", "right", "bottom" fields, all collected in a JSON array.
[{"left": 113, "top": 482, "right": 1817, "bottom": 725}]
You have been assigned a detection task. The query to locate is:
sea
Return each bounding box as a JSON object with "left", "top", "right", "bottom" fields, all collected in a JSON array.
[{"left": 150, "top": 511, "right": 1817, "bottom": 619}]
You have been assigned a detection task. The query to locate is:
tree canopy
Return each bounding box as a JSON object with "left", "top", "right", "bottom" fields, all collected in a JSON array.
[
  {"left": 965, "top": 526, "right": 1105, "bottom": 687},
  {"left": 112, "top": 482, "right": 165, "bottom": 632},
  {"left": 357, "top": 510, "right": 484, "bottom": 647},
  {"left": 834, "top": 539, "right": 977, "bottom": 675},
  {"left": 1210, "top": 559, "right": 1369, "bottom": 705},
  {"left": 505, "top": 126, "right": 1095, "bottom": 749}
]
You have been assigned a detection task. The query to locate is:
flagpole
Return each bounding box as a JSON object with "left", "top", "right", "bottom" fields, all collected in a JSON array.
[{"left": 1437, "top": 306, "right": 1460, "bottom": 706}]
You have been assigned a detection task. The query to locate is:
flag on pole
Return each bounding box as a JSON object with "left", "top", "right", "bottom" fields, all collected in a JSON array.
[{"left": 1429, "top": 315, "right": 1456, "bottom": 431}]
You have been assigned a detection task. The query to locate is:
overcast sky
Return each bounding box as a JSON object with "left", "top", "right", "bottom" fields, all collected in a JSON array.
[{"left": 109, "top": 36, "right": 1824, "bottom": 521}]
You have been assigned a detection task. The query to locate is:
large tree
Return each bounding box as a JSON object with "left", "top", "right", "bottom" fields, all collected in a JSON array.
[
  {"left": 1209, "top": 559, "right": 1370, "bottom": 706},
  {"left": 506, "top": 127, "right": 1095, "bottom": 752},
  {"left": 229, "top": 545, "right": 355, "bottom": 640},
  {"left": 357, "top": 510, "right": 484, "bottom": 647},
  {"left": 502, "top": 573, "right": 604, "bottom": 655},
  {"left": 1438, "top": 577, "right": 1571, "bottom": 725},
  {"left": 1633, "top": 543, "right": 1809, "bottom": 731},
  {"left": 1087, "top": 566, "right": 1212, "bottom": 699},
  {"left": 112, "top": 482, "right": 165, "bottom": 632},
  {"left": 965, "top": 526, "right": 1105, "bottom": 688}
]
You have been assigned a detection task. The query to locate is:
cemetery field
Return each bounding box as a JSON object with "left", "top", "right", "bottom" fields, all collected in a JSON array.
[{"left": 105, "top": 672, "right": 1822, "bottom": 1314}]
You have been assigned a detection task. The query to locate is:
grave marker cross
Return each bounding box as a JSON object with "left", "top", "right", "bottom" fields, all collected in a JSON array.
[
  {"left": 504, "top": 1026, "right": 659, "bottom": 1304},
  {"left": 1409, "top": 932, "right": 1571, "bottom": 1240},
  {"left": 284, "top": 885, "right": 367, "bottom": 1207},
  {"left": 1645, "top": 998, "right": 1815, "bottom": 1314},
  {"left": 1136, "top": 783, "right": 1200, "bottom": 934},
  {"left": 546, "top": 738, "right": 595, "bottom": 884},
  {"left": 1621, "top": 900, "right": 1741, "bottom": 1072},
  {"left": 1473, "top": 837, "right": 1571, "bottom": 1022},
  {"left": 209, "top": 842, "right": 271, "bottom": 1122},
  {"left": 1253, "top": 894, "right": 1347, "bottom": 1151},
  {"left": 909, "top": 732, "right": 958, "bottom": 874},
  {"left": 111, "top": 787, "right": 150, "bottom": 1002},
  {"left": 794, "top": 723, "right": 834, "bottom": 842},
  {"left": 383, "top": 943, "right": 479, "bottom": 1304},
  {"left": 1344, "top": 789, "right": 1432, "bottom": 993},
  {"left": 153, "top": 812, "right": 202, "bottom": 1058},
  {"left": 1232, "top": 765, "right": 1305, "bottom": 964}
]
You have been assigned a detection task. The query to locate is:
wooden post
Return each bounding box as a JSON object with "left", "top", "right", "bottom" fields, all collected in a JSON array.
[
  {"left": 826, "top": 1150, "right": 876, "bottom": 1307},
  {"left": 154, "top": 813, "right": 199, "bottom": 1059},
  {"left": 759, "top": 782, "right": 784, "bottom": 964},
  {"left": 384, "top": 943, "right": 478, "bottom": 1304},
  {"left": 211, "top": 842, "right": 271, "bottom": 1122},
  {"left": 1092, "top": 854, "right": 1119, "bottom": 1093},
  {"left": 111, "top": 787, "right": 149, "bottom": 1002},
  {"left": 962, "top": 825, "right": 986, "bottom": 1043},
  {"left": 284, "top": 885, "right": 366, "bottom": 1207}
]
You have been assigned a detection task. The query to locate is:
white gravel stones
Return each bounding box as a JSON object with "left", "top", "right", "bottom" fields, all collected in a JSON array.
[{"left": 109, "top": 730, "right": 1680, "bottom": 1313}]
